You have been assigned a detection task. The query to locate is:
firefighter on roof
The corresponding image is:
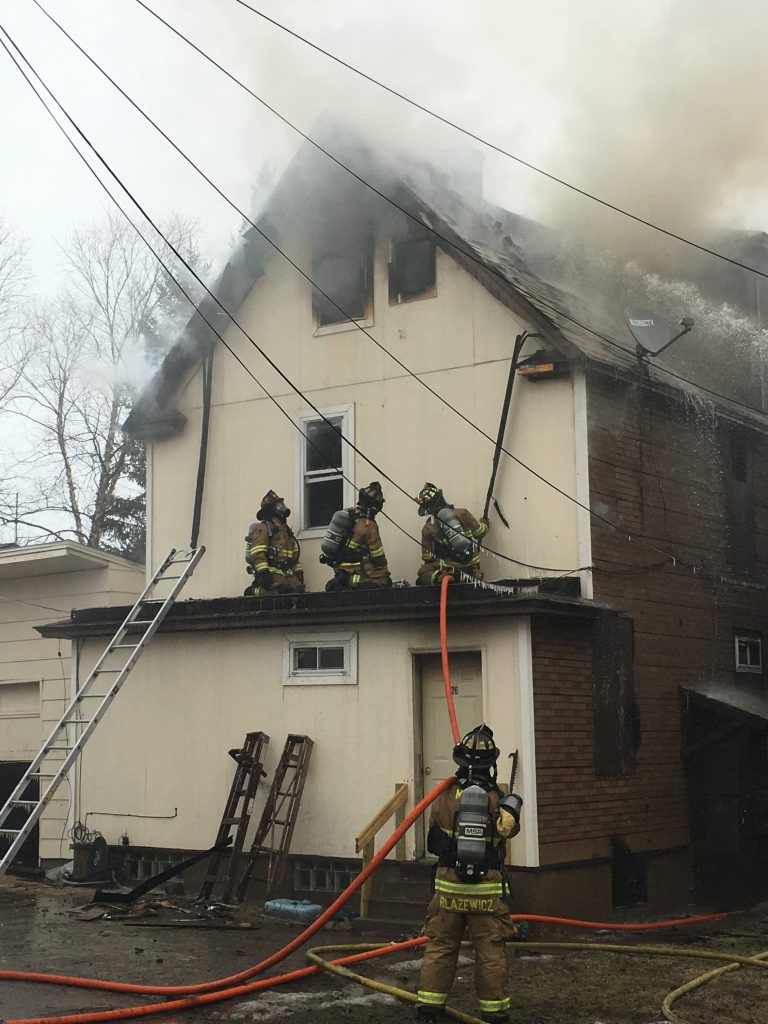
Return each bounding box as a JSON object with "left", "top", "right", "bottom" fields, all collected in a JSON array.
[
  {"left": 244, "top": 490, "right": 305, "bottom": 596},
  {"left": 416, "top": 482, "right": 488, "bottom": 585},
  {"left": 416, "top": 725, "right": 523, "bottom": 1024},
  {"left": 320, "top": 481, "right": 392, "bottom": 591}
]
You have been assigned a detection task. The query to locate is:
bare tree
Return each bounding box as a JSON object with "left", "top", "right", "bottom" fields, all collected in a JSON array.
[
  {"left": 2, "top": 211, "right": 204, "bottom": 554},
  {"left": 0, "top": 217, "right": 30, "bottom": 406}
]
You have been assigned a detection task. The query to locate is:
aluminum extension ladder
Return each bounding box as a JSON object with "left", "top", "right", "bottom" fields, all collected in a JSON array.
[
  {"left": 0, "top": 546, "right": 205, "bottom": 877},
  {"left": 199, "top": 730, "right": 270, "bottom": 904},
  {"left": 236, "top": 734, "right": 313, "bottom": 901}
]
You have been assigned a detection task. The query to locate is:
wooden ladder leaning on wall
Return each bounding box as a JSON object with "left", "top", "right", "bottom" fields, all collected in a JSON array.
[
  {"left": 235, "top": 734, "right": 314, "bottom": 902},
  {"left": 198, "top": 731, "right": 270, "bottom": 904}
]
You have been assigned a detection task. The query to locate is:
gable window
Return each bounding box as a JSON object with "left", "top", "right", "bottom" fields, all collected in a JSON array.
[
  {"left": 388, "top": 230, "right": 436, "bottom": 304},
  {"left": 735, "top": 630, "right": 762, "bottom": 674},
  {"left": 296, "top": 405, "right": 355, "bottom": 533},
  {"left": 284, "top": 632, "right": 358, "bottom": 686},
  {"left": 312, "top": 244, "right": 373, "bottom": 331}
]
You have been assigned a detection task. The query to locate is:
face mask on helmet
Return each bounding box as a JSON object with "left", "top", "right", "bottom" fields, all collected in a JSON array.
[{"left": 272, "top": 500, "right": 290, "bottom": 519}]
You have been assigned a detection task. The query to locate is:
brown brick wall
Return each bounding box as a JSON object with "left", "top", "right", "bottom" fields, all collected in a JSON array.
[{"left": 532, "top": 372, "right": 768, "bottom": 877}]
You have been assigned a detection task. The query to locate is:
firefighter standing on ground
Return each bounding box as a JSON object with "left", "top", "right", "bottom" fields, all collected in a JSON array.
[
  {"left": 416, "top": 482, "right": 488, "bottom": 585},
  {"left": 417, "top": 725, "right": 522, "bottom": 1024},
  {"left": 321, "top": 481, "right": 392, "bottom": 590},
  {"left": 244, "top": 490, "right": 305, "bottom": 595}
]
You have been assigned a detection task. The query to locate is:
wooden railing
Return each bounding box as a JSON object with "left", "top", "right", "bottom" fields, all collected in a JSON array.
[{"left": 354, "top": 782, "right": 409, "bottom": 919}]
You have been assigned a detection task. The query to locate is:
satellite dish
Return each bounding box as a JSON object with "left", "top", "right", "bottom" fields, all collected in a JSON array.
[{"left": 624, "top": 306, "right": 694, "bottom": 358}]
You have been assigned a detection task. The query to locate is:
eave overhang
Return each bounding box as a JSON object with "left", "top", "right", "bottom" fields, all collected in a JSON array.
[{"left": 36, "top": 581, "right": 606, "bottom": 641}]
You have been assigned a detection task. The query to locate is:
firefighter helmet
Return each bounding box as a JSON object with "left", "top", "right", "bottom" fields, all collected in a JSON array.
[
  {"left": 417, "top": 482, "right": 446, "bottom": 517},
  {"left": 358, "top": 481, "right": 384, "bottom": 513},
  {"left": 452, "top": 724, "right": 500, "bottom": 770},
  {"left": 256, "top": 490, "right": 290, "bottom": 521}
]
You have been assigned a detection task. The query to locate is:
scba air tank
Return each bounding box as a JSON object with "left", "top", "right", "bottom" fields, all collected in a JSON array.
[
  {"left": 435, "top": 507, "right": 475, "bottom": 562},
  {"left": 320, "top": 508, "right": 354, "bottom": 563},
  {"left": 455, "top": 784, "right": 491, "bottom": 877}
]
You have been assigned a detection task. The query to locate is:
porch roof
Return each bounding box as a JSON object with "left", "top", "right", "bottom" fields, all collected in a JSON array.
[{"left": 36, "top": 579, "right": 606, "bottom": 640}]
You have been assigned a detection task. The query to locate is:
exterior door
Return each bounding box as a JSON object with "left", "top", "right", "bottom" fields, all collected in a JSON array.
[{"left": 418, "top": 652, "right": 483, "bottom": 853}]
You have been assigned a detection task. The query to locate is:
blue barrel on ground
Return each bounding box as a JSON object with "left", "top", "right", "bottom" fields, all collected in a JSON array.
[{"left": 264, "top": 898, "right": 324, "bottom": 924}]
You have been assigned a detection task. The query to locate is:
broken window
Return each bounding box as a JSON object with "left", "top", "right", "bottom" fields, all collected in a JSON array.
[
  {"left": 312, "top": 245, "right": 373, "bottom": 329},
  {"left": 388, "top": 232, "right": 436, "bottom": 304}
]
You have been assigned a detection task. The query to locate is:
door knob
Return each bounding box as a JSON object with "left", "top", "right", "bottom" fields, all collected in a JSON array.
[{"left": 424, "top": 766, "right": 432, "bottom": 775}]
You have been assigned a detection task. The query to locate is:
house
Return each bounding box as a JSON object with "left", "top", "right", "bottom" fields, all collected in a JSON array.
[
  {"left": 38, "top": 129, "right": 768, "bottom": 916},
  {"left": 0, "top": 542, "right": 143, "bottom": 869}
]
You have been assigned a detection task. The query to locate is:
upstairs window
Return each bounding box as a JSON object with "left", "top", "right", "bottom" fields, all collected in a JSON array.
[
  {"left": 735, "top": 630, "right": 762, "bottom": 674},
  {"left": 722, "top": 424, "right": 756, "bottom": 572},
  {"left": 312, "top": 244, "right": 373, "bottom": 330},
  {"left": 296, "top": 405, "right": 354, "bottom": 532},
  {"left": 388, "top": 230, "right": 436, "bottom": 304}
]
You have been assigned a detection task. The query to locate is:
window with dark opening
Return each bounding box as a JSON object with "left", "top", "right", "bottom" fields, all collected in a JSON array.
[
  {"left": 388, "top": 235, "right": 436, "bottom": 304},
  {"left": 722, "top": 425, "right": 756, "bottom": 571},
  {"left": 303, "top": 416, "right": 344, "bottom": 528},
  {"left": 312, "top": 247, "right": 372, "bottom": 328}
]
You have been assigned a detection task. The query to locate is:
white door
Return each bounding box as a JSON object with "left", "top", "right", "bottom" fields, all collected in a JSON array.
[{"left": 418, "top": 652, "right": 483, "bottom": 852}]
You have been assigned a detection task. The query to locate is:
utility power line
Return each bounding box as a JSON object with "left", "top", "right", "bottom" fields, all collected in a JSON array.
[
  {"left": 0, "top": 22, "right": 573, "bottom": 577},
  {"left": 6, "top": 18, "right": 765, "bottom": 593},
  {"left": 122, "top": 0, "right": 768, "bottom": 423},
  {"left": 229, "top": 0, "right": 768, "bottom": 284}
]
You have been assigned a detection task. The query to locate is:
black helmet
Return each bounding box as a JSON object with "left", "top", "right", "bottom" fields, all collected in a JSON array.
[
  {"left": 417, "top": 481, "right": 446, "bottom": 517},
  {"left": 358, "top": 481, "right": 384, "bottom": 513},
  {"left": 452, "top": 724, "right": 500, "bottom": 770},
  {"left": 256, "top": 490, "right": 290, "bottom": 521}
]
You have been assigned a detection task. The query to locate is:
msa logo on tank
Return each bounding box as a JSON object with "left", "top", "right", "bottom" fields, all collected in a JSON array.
[{"left": 455, "top": 784, "right": 491, "bottom": 880}]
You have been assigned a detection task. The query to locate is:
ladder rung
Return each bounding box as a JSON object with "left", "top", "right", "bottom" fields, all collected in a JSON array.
[
  {"left": 113, "top": 643, "right": 140, "bottom": 649},
  {"left": 93, "top": 669, "right": 123, "bottom": 674},
  {"left": 158, "top": 574, "right": 184, "bottom": 580},
  {"left": 222, "top": 817, "right": 242, "bottom": 826},
  {"left": 0, "top": 829, "right": 22, "bottom": 837},
  {"left": 11, "top": 801, "right": 38, "bottom": 808},
  {"left": 45, "top": 745, "right": 72, "bottom": 752},
  {"left": 131, "top": 620, "right": 155, "bottom": 626}
]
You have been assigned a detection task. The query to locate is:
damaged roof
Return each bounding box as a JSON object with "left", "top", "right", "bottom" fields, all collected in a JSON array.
[{"left": 124, "top": 124, "right": 768, "bottom": 439}]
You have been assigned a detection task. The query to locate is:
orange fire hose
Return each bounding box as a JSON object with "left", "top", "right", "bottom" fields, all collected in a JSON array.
[
  {"left": 0, "top": 577, "right": 733, "bottom": 1024},
  {"left": 440, "top": 573, "right": 461, "bottom": 744}
]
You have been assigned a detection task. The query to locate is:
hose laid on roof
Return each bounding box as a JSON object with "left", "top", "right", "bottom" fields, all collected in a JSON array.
[{"left": 440, "top": 573, "right": 461, "bottom": 743}]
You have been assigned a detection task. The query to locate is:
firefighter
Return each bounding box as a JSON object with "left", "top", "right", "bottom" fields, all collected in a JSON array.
[
  {"left": 244, "top": 490, "right": 305, "bottom": 596},
  {"left": 322, "top": 481, "right": 392, "bottom": 591},
  {"left": 416, "top": 725, "right": 522, "bottom": 1023},
  {"left": 415, "top": 482, "right": 488, "bottom": 585}
]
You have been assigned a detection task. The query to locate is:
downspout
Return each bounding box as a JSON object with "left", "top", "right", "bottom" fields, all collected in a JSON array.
[
  {"left": 483, "top": 332, "right": 538, "bottom": 524},
  {"left": 190, "top": 348, "right": 215, "bottom": 548}
]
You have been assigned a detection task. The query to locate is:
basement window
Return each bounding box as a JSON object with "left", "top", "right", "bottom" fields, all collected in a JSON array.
[
  {"left": 283, "top": 633, "right": 358, "bottom": 686},
  {"left": 388, "top": 231, "right": 436, "bottom": 304},
  {"left": 312, "top": 244, "right": 373, "bottom": 332},
  {"left": 735, "top": 631, "right": 762, "bottom": 674}
]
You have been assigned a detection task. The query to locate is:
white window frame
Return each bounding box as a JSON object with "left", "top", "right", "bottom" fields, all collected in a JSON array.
[
  {"left": 735, "top": 632, "right": 763, "bottom": 674},
  {"left": 283, "top": 632, "right": 358, "bottom": 686},
  {"left": 295, "top": 403, "right": 355, "bottom": 536}
]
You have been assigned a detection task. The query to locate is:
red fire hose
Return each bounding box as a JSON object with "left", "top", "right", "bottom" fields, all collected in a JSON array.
[{"left": 0, "top": 576, "right": 731, "bottom": 1024}]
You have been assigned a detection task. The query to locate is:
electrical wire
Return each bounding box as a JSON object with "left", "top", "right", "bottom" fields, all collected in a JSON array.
[
  {"left": 14, "top": 12, "right": 768, "bottom": 591},
  {"left": 34, "top": 0, "right": 615, "bottom": 533},
  {"left": 229, "top": 0, "right": 768, "bottom": 284},
  {"left": 127, "top": 0, "right": 768, "bottom": 426},
  {"left": 0, "top": 20, "right": 582, "bottom": 578}
]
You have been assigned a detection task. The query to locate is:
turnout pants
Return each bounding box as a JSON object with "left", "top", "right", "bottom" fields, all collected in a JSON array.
[{"left": 417, "top": 893, "right": 514, "bottom": 1018}]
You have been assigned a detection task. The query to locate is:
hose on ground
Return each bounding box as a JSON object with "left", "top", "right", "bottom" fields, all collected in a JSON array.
[
  {"left": 661, "top": 949, "right": 768, "bottom": 1023},
  {"left": 307, "top": 942, "right": 486, "bottom": 1024}
]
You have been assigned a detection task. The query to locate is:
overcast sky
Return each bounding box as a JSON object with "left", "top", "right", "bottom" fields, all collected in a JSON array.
[{"left": 4, "top": 0, "right": 768, "bottom": 297}]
